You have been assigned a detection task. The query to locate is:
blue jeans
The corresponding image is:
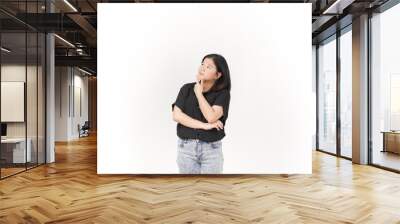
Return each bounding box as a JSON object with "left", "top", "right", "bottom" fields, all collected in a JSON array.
[{"left": 176, "top": 137, "right": 224, "bottom": 174}]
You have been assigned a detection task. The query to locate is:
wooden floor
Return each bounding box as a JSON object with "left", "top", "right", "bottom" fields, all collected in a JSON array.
[
  {"left": 1, "top": 134, "right": 400, "bottom": 223},
  {"left": 0, "top": 167, "right": 26, "bottom": 178},
  {"left": 1, "top": 162, "right": 45, "bottom": 178}
]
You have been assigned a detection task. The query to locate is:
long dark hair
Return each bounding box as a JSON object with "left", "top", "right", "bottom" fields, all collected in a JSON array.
[{"left": 202, "top": 54, "right": 231, "bottom": 92}]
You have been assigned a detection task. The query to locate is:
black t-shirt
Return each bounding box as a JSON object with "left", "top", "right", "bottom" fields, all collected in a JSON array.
[{"left": 172, "top": 82, "right": 231, "bottom": 142}]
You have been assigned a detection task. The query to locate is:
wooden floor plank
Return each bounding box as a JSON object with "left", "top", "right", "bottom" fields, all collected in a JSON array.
[{"left": 1, "top": 133, "right": 400, "bottom": 223}]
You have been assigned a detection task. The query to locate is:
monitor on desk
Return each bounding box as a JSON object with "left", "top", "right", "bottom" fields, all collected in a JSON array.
[{"left": 1, "top": 123, "right": 7, "bottom": 138}]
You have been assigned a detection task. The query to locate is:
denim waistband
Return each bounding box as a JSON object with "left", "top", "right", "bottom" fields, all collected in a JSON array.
[{"left": 178, "top": 137, "right": 220, "bottom": 143}]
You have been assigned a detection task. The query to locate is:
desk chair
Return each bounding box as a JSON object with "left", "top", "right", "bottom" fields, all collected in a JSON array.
[{"left": 78, "top": 121, "right": 90, "bottom": 138}]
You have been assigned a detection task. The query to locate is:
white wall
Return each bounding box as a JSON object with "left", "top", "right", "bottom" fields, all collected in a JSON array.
[
  {"left": 98, "top": 3, "right": 313, "bottom": 174},
  {"left": 1, "top": 65, "right": 26, "bottom": 130},
  {"left": 1, "top": 65, "right": 42, "bottom": 138},
  {"left": 55, "top": 67, "right": 89, "bottom": 141},
  {"left": 55, "top": 66, "right": 69, "bottom": 141},
  {"left": 72, "top": 72, "right": 89, "bottom": 138}
]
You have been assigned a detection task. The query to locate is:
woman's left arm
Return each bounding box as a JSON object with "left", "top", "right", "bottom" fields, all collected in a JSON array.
[{"left": 195, "top": 92, "right": 224, "bottom": 123}]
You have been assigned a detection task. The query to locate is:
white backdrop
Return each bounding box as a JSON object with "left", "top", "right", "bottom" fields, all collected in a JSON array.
[{"left": 97, "top": 3, "right": 313, "bottom": 174}]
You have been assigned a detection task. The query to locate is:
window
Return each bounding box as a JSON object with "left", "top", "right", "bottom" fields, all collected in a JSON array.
[
  {"left": 370, "top": 2, "right": 400, "bottom": 171},
  {"left": 318, "top": 36, "right": 337, "bottom": 154},
  {"left": 339, "top": 28, "right": 352, "bottom": 158}
]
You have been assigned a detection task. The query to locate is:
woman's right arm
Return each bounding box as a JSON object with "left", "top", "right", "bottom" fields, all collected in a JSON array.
[
  {"left": 172, "top": 106, "right": 224, "bottom": 130},
  {"left": 172, "top": 105, "right": 206, "bottom": 129}
]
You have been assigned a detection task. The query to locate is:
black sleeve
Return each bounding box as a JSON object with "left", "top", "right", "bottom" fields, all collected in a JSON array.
[
  {"left": 212, "top": 89, "right": 230, "bottom": 117},
  {"left": 172, "top": 84, "right": 187, "bottom": 111}
]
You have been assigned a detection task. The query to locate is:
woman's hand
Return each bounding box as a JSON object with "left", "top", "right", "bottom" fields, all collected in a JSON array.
[
  {"left": 194, "top": 74, "right": 204, "bottom": 96},
  {"left": 202, "top": 120, "right": 224, "bottom": 131}
]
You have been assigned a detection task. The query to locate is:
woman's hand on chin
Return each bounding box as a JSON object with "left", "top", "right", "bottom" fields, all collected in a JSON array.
[{"left": 194, "top": 75, "right": 204, "bottom": 96}]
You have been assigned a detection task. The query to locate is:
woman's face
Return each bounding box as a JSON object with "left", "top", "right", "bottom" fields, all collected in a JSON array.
[{"left": 197, "top": 57, "right": 221, "bottom": 82}]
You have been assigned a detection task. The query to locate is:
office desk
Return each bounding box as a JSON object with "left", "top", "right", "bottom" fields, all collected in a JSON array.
[
  {"left": 1, "top": 138, "right": 32, "bottom": 163},
  {"left": 381, "top": 131, "right": 400, "bottom": 154}
]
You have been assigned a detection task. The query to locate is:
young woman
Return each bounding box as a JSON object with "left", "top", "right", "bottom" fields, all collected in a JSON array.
[{"left": 171, "top": 53, "right": 231, "bottom": 174}]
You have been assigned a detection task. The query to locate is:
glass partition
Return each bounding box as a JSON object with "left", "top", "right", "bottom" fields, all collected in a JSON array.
[
  {"left": 0, "top": 31, "right": 28, "bottom": 177},
  {"left": 0, "top": 1, "right": 46, "bottom": 179},
  {"left": 371, "top": 3, "right": 400, "bottom": 171},
  {"left": 339, "top": 28, "right": 352, "bottom": 158},
  {"left": 27, "top": 30, "right": 38, "bottom": 169},
  {"left": 38, "top": 31, "right": 45, "bottom": 165},
  {"left": 317, "top": 35, "right": 337, "bottom": 155}
]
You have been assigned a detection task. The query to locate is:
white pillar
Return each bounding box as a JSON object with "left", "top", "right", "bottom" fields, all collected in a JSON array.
[
  {"left": 352, "top": 14, "right": 369, "bottom": 164},
  {"left": 46, "top": 1, "right": 55, "bottom": 163}
]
